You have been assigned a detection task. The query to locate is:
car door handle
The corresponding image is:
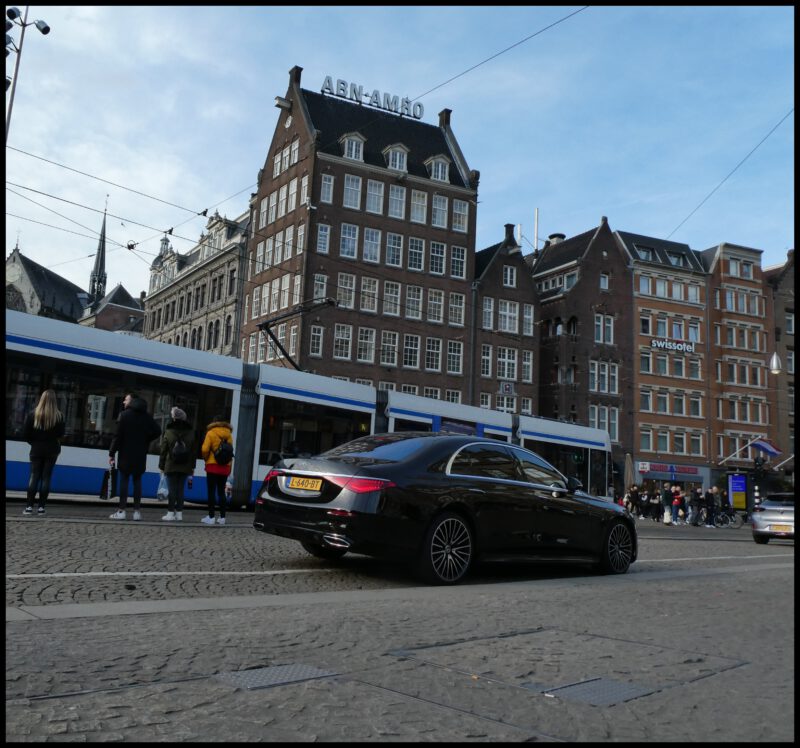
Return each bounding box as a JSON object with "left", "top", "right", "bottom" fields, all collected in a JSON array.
[{"left": 467, "top": 487, "right": 486, "bottom": 494}]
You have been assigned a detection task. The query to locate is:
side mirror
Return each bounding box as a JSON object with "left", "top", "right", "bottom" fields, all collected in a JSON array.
[{"left": 567, "top": 476, "right": 583, "bottom": 493}]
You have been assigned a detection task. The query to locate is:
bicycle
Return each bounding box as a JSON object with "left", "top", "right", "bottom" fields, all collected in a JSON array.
[{"left": 716, "top": 505, "right": 743, "bottom": 529}]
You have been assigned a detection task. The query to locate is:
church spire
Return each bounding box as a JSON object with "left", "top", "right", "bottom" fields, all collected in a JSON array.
[{"left": 89, "top": 207, "right": 108, "bottom": 305}]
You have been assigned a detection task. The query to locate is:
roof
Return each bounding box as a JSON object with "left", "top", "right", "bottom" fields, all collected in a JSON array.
[
  {"left": 531, "top": 227, "right": 597, "bottom": 276},
  {"left": 475, "top": 243, "right": 500, "bottom": 278},
  {"left": 616, "top": 230, "right": 705, "bottom": 272},
  {"left": 10, "top": 249, "right": 88, "bottom": 320},
  {"left": 300, "top": 89, "right": 470, "bottom": 189}
]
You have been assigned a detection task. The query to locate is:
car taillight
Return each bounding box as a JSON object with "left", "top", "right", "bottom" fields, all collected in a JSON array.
[
  {"left": 324, "top": 475, "right": 395, "bottom": 494},
  {"left": 266, "top": 469, "right": 284, "bottom": 482}
]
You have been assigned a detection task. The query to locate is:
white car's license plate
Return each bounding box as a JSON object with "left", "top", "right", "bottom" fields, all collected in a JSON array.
[{"left": 770, "top": 524, "right": 792, "bottom": 533}]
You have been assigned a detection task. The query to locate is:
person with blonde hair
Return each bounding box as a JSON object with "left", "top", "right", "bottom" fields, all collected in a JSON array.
[{"left": 23, "top": 389, "right": 65, "bottom": 515}]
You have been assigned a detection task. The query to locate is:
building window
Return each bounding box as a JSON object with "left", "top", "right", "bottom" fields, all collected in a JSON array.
[
  {"left": 343, "top": 174, "right": 361, "bottom": 210},
  {"left": 640, "top": 352, "right": 652, "bottom": 373},
  {"left": 482, "top": 297, "right": 494, "bottom": 330},
  {"left": 278, "top": 184, "right": 287, "bottom": 217},
  {"left": 411, "top": 190, "right": 427, "bottom": 223},
  {"left": 405, "top": 286, "right": 422, "bottom": 320},
  {"left": 688, "top": 284, "right": 700, "bottom": 303},
  {"left": 785, "top": 312, "right": 794, "bottom": 335},
  {"left": 320, "top": 174, "right": 334, "bottom": 204},
  {"left": 337, "top": 272, "right": 356, "bottom": 309},
  {"left": 672, "top": 281, "right": 684, "bottom": 301},
  {"left": 430, "top": 242, "right": 445, "bottom": 274},
  {"left": 640, "top": 428, "right": 652, "bottom": 451},
  {"left": 388, "top": 148, "right": 406, "bottom": 171},
  {"left": 427, "top": 289, "right": 444, "bottom": 323},
  {"left": 450, "top": 246, "right": 466, "bottom": 278},
  {"left": 449, "top": 293, "right": 465, "bottom": 326},
  {"left": 600, "top": 273, "right": 609, "bottom": 290},
  {"left": 656, "top": 392, "right": 669, "bottom": 414},
  {"left": 386, "top": 233, "right": 403, "bottom": 267},
  {"left": 640, "top": 390, "right": 652, "bottom": 411},
  {"left": 425, "top": 338, "right": 442, "bottom": 371},
  {"left": 429, "top": 159, "right": 449, "bottom": 182},
  {"left": 640, "top": 315, "right": 651, "bottom": 335},
  {"left": 480, "top": 393, "right": 491, "bottom": 409},
  {"left": 290, "top": 138, "right": 299, "bottom": 165},
  {"left": 388, "top": 185, "right": 405, "bottom": 219},
  {"left": 313, "top": 273, "right": 327, "bottom": 301},
  {"left": 481, "top": 344, "right": 492, "bottom": 377},
  {"left": 363, "top": 228, "right": 381, "bottom": 263},
  {"left": 431, "top": 195, "right": 448, "bottom": 228},
  {"left": 383, "top": 281, "right": 401, "bottom": 316},
  {"left": 403, "top": 334, "right": 420, "bottom": 368},
  {"left": 316, "top": 224, "right": 330, "bottom": 254},
  {"left": 340, "top": 223, "right": 358, "bottom": 258},
  {"left": 361, "top": 277, "right": 378, "bottom": 313},
  {"left": 522, "top": 350, "right": 533, "bottom": 382},
  {"left": 655, "top": 355, "right": 668, "bottom": 375},
  {"left": 447, "top": 340, "right": 463, "bottom": 375},
  {"left": 268, "top": 191, "right": 277, "bottom": 224},
  {"left": 657, "top": 431, "right": 669, "bottom": 452},
  {"left": 357, "top": 328, "right": 376, "bottom": 363},
  {"left": 594, "top": 314, "right": 614, "bottom": 344},
  {"left": 655, "top": 278, "right": 667, "bottom": 297},
  {"left": 281, "top": 145, "right": 290, "bottom": 172},
  {"left": 273, "top": 153, "right": 281, "bottom": 178},
  {"left": 503, "top": 265, "right": 517, "bottom": 288},
  {"left": 497, "top": 347, "right": 517, "bottom": 380},
  {"left": 400, "top": 384, "right": 417, "bottom": 394},
  {"left": 452, "top": 200, "right": 468, "bottom": 233},
  {"left": 423, "top": 387, "right": 441, "bottom": 400},
  {"left": 380, "top": 331, "right": 398, "bottom": 366},
  {"left": 498, "top": 300, "right": 519, "bottom": 333},
  {"left": 333, "top": 324, "right": 352, "bottom": 359},
  {"left": 496, "top": 396, "right": 516, "bottom": 414},
  {"left": 639, "top": 275, "right": 651, "bottom": 295},
  {"left": 366, "top": 180, "right": 384, "bottom": 214},
  {"left": 344, "top": 136, "right": 363, "bottom": 161},
  {"left": 408, "top": 238, "right": 424, "bottom": 271},
  {"left": 446, "top": 390, "right": 462, "bottom": 404}
]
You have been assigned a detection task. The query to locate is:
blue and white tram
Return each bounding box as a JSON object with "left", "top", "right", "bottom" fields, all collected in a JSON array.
[
  {"left": 517, "top": 415, "right": 611, "bottom": 496},
  {"left": 6, "top": 309, "right": 243, "bottom": 504},
  {"left": 383, "top": 390, "right": 514, "bottom": 441}
]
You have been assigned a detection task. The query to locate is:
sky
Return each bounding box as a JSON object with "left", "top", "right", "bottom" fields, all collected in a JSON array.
[{"left": 5, "top": 6, "right": 794, "bottom": 296}]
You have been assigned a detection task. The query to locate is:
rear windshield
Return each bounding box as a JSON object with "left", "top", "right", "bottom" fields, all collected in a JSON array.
[
  {"left": 764, "top": 494, "right": 794, "bottom": 507},
  {"left": 323, "top": 435, "right": 430, "bottom": 462}
]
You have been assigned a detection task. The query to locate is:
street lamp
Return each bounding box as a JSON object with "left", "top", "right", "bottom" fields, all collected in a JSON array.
[
  {"left": 768, "top": 352, "right": 782, "bottom": 375},
  {"left": 5, "top": 5, "right": 50, "bottom": 145}
]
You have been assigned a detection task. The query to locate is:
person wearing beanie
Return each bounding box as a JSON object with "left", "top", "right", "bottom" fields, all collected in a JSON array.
[{"left": 158, "top": 406, "right": 196, "bottom": 521}]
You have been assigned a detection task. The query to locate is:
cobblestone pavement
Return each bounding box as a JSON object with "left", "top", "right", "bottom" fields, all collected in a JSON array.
[{"left": 5, "top": 498, "right": 795, "bottom": 742}]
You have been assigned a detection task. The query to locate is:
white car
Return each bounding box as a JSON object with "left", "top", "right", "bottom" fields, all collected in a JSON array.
[{"left": 752, "top": 493, "right": 794, "bottom": 544}]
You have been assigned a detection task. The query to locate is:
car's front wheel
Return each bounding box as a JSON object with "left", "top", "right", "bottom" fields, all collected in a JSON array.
[
  {"left": 599, "top": 520, "right": 633, "bottom": 574},
  {"left": 417, "top": 511, "right": 473, "bottom": 585},
  {"left": 752, "top": 535, "right": 770, "bottom": 545},
  {"left": 301, "top": 540, "right": 348, "bottom": 560}
]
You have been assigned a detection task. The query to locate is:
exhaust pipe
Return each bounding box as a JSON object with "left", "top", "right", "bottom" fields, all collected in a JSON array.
[{"left": 322, "top": 533, "right": 351, "bottom": 549}]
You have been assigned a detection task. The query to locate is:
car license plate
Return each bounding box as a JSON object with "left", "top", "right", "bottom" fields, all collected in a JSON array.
[
  {"left": 771, "top": 524, "right": 792, "bottom": 533},
  {"left": 287, "top": 477, "right": 322, "bottom": 491}
]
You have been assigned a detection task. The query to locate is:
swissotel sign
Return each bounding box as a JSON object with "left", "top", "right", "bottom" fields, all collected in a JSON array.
[
  {"left": 321, "top": 76, "right": 424, "bottom": 119},
  {"left": 650, "top": 338, "right": 696, "bottom": 353}
]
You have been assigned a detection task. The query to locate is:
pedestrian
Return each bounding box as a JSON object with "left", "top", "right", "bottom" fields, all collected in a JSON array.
[
  {"left": 704, "top": 485, "right": 716, "bottom": 528},
  {"left": 688, "top": 487, "right": 703, "bottom": 526},
  {"left": 108, "top": 393, "right": 161, "bottom": 521},
  {"left": 661, "top": 482, "right": 673, "bottom": 524},
  {"left": 158, "top": 406, "right": 195, "bottom": 522},
  {"left": 671, "top": 489, "right": 681, "bottom": 525},
  {"left": 649, "top": 489, "right": 661, "bottom": 521},
  {"left": 200, "top": 414, "right": 234, "bottom": 526},
  {"left": 22, "top": 389, "right": 65, "bottom": 515},
  {"left": 629, "top": 484, "right": 642, "bottom": 518}
]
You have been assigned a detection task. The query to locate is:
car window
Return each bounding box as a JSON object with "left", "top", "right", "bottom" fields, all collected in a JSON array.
[
  {"left": 323, "top": 435, "right": 429, "bottom": 461},
  {"left": 764, "top": 494, "right": 794, "bottom": 508},
  {"left": 509, "top": 446, "right": 566, "bottom": 489},
  {"left": 450, "top": 444, "right": 517, "bottom": 480}
]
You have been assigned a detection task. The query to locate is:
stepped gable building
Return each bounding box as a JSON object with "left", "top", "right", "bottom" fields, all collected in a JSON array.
[
  {"left": 6, "top": 243, "right": 88, "bottom": 322},
  {"left": 615, "top": 230, "right": 711, "bottom": 491},
  {"left": 698, "top": 242, "right": 781, "bottom": 478},
  {"left": 531, "top": 217, "right": 634, "bottom": 487},
  {"left": 474, "top": 223, "right": 540, "bottom": 414},
  {"left": 143, "top": 210, "right": 250, "bottom": 357},
  {"left": 241, "top": 65, "right": 492, "bottom": 405},
  {"left": 764, "top": 249, "right": 795, "bottom": 483}
]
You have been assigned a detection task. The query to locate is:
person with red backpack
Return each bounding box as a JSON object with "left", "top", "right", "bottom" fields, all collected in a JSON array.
[{"left": 200, "top": 414, "right": 234, "bottom": 526}]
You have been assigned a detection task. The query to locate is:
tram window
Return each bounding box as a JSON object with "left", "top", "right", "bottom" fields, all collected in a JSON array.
[{"left": 394, "top": 418, "right": 431, "bottom": 433}]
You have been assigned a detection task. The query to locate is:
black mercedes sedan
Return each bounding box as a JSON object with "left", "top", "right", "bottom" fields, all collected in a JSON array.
[{"left": 253, "top": 432, "right": 637, "bottom": 585}]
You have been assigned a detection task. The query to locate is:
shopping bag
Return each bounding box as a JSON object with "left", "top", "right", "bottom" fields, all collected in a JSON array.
[
  {"left": 100, "top": 467, "right": 117, "bottom": 500},
  {"left": 157, "top": 472, "right": 169, "bottom": 501}
]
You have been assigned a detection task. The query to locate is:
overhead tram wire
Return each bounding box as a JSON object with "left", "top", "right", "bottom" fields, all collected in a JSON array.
[{"left": 666, "top": 107, "right": 794, "bottom": 240}]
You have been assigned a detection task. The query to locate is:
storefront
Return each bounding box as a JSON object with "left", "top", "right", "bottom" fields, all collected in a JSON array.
[{"left": 636, "top": 460, "right": 711, "bottom": 493}]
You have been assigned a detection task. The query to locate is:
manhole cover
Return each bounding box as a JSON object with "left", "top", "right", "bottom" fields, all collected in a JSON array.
[
  {"left": 214, "top": 664, "right": 338, "bottom": 690},
  {"left": 545, "top": 677, "right": 656, "bottom": 706}
]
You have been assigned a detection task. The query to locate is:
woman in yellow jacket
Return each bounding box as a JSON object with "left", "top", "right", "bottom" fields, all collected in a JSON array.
[{"left": 200, "top": 415, "right": 233, "bottom": 526}]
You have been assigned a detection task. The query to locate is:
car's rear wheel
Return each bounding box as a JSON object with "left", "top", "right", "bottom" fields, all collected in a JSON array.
[
  {"left": 599, "top": 520, "right": 633, "bottom": 574},
  {"left": 752, "top": 535, "right": 769, "bottom": 545},
  {"left": 417, "top": 511, "right": 473, "bottom": 585},
  {"left": 301, "top": 540, "right": 348, "bottom": 560}
]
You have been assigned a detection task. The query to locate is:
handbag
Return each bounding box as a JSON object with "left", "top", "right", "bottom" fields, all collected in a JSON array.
[
  {"left": 100, "top": 467, "right": 117, "bottom": 500},
  {"left": 157, "top": 472, "right": 169, "bottom": 501}
]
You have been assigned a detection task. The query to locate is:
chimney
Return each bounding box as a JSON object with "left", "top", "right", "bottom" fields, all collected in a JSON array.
[
  {"left": 548, "top": 233, "right": 566, "bottom": 245},
  {"left": 501, "top": 223, "right": 522, "bottom": 255},
  {"left": 438, "top": 108, "right": 452, "bottom": 128},
  {"left": 289, "top": 65, "right": 303, "bottom": 86}
]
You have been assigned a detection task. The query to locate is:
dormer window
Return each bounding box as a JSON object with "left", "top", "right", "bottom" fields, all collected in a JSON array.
[
  {"left": 340, "top": 133, "right": 365, "bottom": 161},
  {"left": 383, "top": 144, "right": 409, "bottom": 172},
  {"left": 666, "top": 252, "right": 686, "bottom": 268},
  {"left": 634, "top": 244, "right": 654, "bottom": 261},
  {"left": 425, "top": 155, "right": 451, "bottom": 183}
]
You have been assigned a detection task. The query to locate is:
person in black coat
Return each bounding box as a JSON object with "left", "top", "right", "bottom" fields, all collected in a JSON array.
[
  {"left": 108, "top": 393, "right": 161, "bottom": 521},
  {"left": 23, "top": 389, "right": 66, "bottom": 515}
]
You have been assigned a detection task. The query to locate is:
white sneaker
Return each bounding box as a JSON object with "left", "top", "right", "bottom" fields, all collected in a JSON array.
[
  {"left": 132, "top": 511, "right": 142, "bottom": 521},
  {"left": 217, "top": 517, "right": 226, "bottom": 526},
  {"left": 175, "top": 512, "right": 183, "bottom": 521},
  {"left": 109, "top": 510, "right": 126, "bottom": 520},
  {"left": 162, "top": 512, "right": 175, "bottom": 521},
  {"left": 201, "top": 515, "right": 216, "bottom": 525}
]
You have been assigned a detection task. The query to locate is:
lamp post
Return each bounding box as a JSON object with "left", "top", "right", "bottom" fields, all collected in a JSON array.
[{"left": 5, "top": 5, "right": 50, "bottom": 145}]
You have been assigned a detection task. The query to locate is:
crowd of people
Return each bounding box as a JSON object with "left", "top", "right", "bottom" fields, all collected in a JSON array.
[{"left": 619, "top": 482, "right": 730, "bottom": 527}]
